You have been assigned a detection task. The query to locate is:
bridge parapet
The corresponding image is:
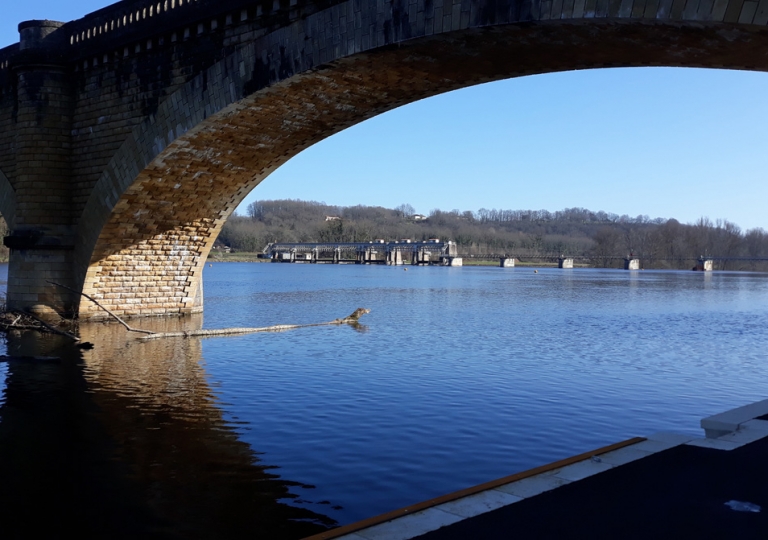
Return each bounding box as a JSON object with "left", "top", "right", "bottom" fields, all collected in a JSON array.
[
  {"left": 0, "top": 44, "right": 18, "bottom": 70},
  {"left": 0, "top": 0, "right": 342, "bottom": 80},
  {"left": 1, "top": 0, "right": 348, "bottom": 97},
  {"left": 65, "top": 0, "right": 252, "bottom": 50},
  {"left": 0, "top": 44, "right": 18, "bottom": 94}
]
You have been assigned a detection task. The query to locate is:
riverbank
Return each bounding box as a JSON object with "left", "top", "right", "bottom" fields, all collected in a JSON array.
[{"left": 208, "top": 251, "right": 271, "bottom": 262}]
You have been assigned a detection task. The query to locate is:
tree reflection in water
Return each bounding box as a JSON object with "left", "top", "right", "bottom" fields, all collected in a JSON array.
[{"left": 0, "top": 317, "right": 336, "bottom": 539}]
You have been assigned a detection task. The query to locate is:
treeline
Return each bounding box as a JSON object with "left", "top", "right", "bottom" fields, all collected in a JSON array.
[
  {"left": 1, "top": 203, "right": 763, "bottom": 270},
  {"left": 217, "top": 200, "right": 768, "bottom": 271}
]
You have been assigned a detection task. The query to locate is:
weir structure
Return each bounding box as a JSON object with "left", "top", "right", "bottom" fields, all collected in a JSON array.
[
  {"left": 2, "top": 0, "right": 768, "bottom": 319},
  {"left": 265, "top": 240, "right": 460, "bottom": 265}
]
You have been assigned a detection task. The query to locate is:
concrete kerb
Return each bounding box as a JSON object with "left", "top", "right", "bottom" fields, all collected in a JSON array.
[
  {"left": 302, "top": 437, "right": 646, "bottom": 540},
  {"left": 700, "top": 398, "right": 768, "bottom": 438}
]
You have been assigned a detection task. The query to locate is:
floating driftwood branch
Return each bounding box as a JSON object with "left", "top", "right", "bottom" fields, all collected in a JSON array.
[
  {"left": 47, "top": 280, "right": 370, "bottom": 341},
  {"left": 138, "top": 308, "right": 371, "bottom": 341},
  {"left": 47, "top": 280, "right": 155, "bottom": 335}
]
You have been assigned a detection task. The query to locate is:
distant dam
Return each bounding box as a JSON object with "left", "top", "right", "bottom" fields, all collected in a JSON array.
[{"left": 263, "top": 240, "right": 462, "bottom": 266}]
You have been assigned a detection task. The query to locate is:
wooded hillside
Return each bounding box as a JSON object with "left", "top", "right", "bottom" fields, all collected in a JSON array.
[{"left": 218, "top": 200, "right": 768, "bottom": 270}]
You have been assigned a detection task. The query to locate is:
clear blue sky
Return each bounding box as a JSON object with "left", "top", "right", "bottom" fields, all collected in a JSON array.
[{"left": 4, "top": 1, "right": 768, "bottom": 231}]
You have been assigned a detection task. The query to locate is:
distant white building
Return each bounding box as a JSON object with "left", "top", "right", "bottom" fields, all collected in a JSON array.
[
  {"left": 412, "top": 214, "right": 428, "bottom": 221},
  {"left": 325, "top": 216, "right": 341, "bottom": 221}
]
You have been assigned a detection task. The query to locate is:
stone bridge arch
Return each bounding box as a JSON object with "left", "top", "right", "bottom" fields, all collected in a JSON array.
[{"left": 23, "top": 0, "right": 768, "bottom": 318}]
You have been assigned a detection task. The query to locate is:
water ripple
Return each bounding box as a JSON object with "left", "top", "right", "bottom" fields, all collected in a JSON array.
[
  {"left": 1, "top": 264, "right": 766, "bottom": 531},
  {"left": 198, "top": 264, "right": 768, "bottom": 523}
]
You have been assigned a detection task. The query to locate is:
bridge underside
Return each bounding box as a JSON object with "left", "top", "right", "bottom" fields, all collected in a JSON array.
[{"left": 78, "top": 20, "right": 768, "bottom": 319}]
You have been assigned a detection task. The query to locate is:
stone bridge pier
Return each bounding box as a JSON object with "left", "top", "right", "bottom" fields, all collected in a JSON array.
[
  {"left": 4, "top": 21, "right": 80, "bottom": 317},
  {"left": 1, "top": 0, "right": 768, "bottom": 319}
]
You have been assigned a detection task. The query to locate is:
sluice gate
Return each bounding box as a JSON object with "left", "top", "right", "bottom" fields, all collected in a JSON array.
[{"left": 263, "top": 240, "right": 461, "bottom": 266}]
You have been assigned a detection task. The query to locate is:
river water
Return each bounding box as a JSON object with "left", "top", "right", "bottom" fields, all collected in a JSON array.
[{"left": 1, "top": 263, "right": 767, "bottom": 537}]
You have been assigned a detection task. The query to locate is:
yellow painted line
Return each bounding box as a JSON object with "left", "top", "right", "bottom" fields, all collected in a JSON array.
[{"left": 303, "top": 436, "right": 647, "bottom": 540}]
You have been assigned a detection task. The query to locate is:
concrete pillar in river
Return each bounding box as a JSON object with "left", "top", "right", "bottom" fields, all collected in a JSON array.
[{"left": 624, "top": 258, "right": 640, "bottom": 270}]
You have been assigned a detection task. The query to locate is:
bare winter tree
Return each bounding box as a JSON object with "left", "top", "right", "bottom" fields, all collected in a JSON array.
[{"left": 395, "top": 203, "right": 415, "bottom": 219}]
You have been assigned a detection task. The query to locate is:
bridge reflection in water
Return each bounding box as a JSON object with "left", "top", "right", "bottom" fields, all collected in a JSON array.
[{"left": 0, "top": 319, "right": 336, "bottom": 538}]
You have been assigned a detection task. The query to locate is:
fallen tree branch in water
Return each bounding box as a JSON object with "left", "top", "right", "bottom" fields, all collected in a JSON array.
[
  {"left": 48, "top": 280, "right": 369, "bottom": 341},
  {"left": 47, "top": 281, "right": 155, "bottom": 335},
  {"left": 137, "top": 308, "right": 371, "bottom": 341},
  {"left": 20, "top": 311, "right": 81, "bottom": 342},
  {"left": 0, "top": 309, "right": 80, "bottom": 341}
]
